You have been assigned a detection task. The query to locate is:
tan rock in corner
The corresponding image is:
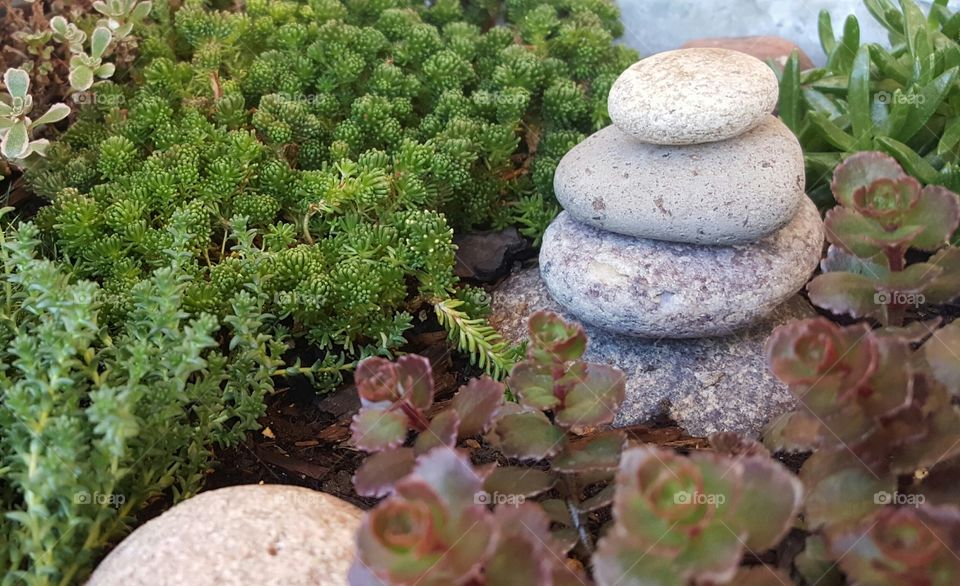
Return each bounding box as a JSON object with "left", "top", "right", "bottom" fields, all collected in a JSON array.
[{"left": 88, "top": 485, "right": 363, "bottom": 586}]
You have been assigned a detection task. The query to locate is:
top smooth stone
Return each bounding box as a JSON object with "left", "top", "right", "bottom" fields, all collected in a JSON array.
[{"left": 608, "top": 48, "right": 779, "bottom": 145}]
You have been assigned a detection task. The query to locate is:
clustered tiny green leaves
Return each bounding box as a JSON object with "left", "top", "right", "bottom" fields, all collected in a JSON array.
[
  {"left": 0, "top": 209, "right": 279, "bottom": 584},
  {"left": 348, "top": 312, "right": 803, "bottom": 585},
  {"left": 24, "top": 0, "right": 636, "bottom": 384},
  {"left": 808, "top": 151, "right": 960, "bottom": 325}
]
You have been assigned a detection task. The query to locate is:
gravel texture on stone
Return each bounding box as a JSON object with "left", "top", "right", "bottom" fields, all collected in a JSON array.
[
  {"left": 491, "top": 267, "right": 814, "bottom": 437},
  {"left": 88, "top": 485, "right": 362, "bottom": 586},
  {"left": 539, "top": 197, "right": 824, "bottom": 338},
  {"left": 608, "top": 48, "right": 779, "bottom": 145},
  {"left": 553, "top": 116, "right": 805, "bottom": 244}
]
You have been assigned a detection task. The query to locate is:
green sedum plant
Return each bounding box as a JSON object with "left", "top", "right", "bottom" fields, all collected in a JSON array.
[
  {"left": 764, "top": 316, "right": 960, "bottom": 586},
  {"left": 29, "top": 0, "right": 637, "bottom": 387},
  {"left": 807, "top": 151, "right": 960, "bottom": 325},
  {"left": 779, "top": 0, "right": 960, "bottom": 203},
  {"left": 348, "top": 312, "right": 803, "bottom": 585},
  {"left": 0, "top": 210, "right": 279, "bottom": 584}
]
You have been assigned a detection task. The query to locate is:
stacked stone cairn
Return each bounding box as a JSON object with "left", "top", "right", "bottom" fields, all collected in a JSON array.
[{"left": 541, "top": 48, "right": 824, "bottom": 338}]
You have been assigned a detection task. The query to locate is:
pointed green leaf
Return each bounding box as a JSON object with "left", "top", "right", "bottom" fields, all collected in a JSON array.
[
  {"left": 876, "top": 136, "right": 941, "bottom": 185},
  {"left": 849, "top": 46, "right": 873, "bottom": 144},
  {"left": 819, "top": 10, "right": 837, "bottom": 55},
  {"left": 779, "top": 52, "right": 802, "bottom": 133},
  {"left": 894, "top": 67, "right": 958, "bottom": 142},
  {"left": 809, "top": 112, "right": 857, "bottom": 151}
]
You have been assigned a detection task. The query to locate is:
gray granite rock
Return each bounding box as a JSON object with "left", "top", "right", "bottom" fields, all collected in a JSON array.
[
  {"left": 553, "top": 116, "right": 804, "bottom": 244},
  {"left": 540, "top": 197, "right": 823, "bottom": 338},
  {"left": 491, "top": 267, "right": 814, "bottom": 437},
  {"left": 88, "top": 485, "right": 362, "bottom": 586},
  {"left": 608, "top": 49, "right": 779, "bottom": 145}
]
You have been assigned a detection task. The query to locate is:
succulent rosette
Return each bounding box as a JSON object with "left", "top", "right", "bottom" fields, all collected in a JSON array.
[
  {"left": 809, "top": 152, "right": 960, "bottom": 325},
  {"left": 349, "top": 449, "right": 494, "bottom": 586},
  {"left": 828, "top": 505, "right": 960, "bottom": 586},
  {"left": 593, "top": 446, "right": 801, "bottom": 586}
]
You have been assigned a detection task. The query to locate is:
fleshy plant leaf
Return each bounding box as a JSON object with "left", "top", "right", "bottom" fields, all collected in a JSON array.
[
  {"left": 32, "top": 103, "right": 70, "bottom": 127},
  {"left": 352, "top": 448, "right": 493, "bottom": 586},
  {"left": 527, "top": 310, "right": 587, "bottom": 363},
  {"left": 1, "top": 120, "right": 29, "bottom": 159},
  {"left": 554, "top": 364, "right": 625, "bottom": 431},
  {"left": 831, "top": 151, "right": 907, "bottom": 207},
  {"left": 90, "top": 27, "right": 112, "bottom": 61},
  {"left": 449, "top": 376, "right": 504, "bottom": 438},
  {"left": 353, "top": 447, "right": 416, "bottom": 498},
  {"left": 552, "top": 431, "right": 625, "bottom": 473},
  {"left": 482, "top": 466, "right": 555, "bottom": 499},
  {"left": 3, "top": 68, "right": 30, "bottom": 99},
  {"left": 351, "top": 407, "right": 409, "bottom": 452},
  {"left": 925, "top": 320, "right": 960, "bottom": 397},
  {"left": 828, "top": 505, "right": 960, "bottom": 585},
  {"left": 491, "top": 409, "right": 566, "bottom": 460},
  {"left": 413, "top": 409, "right": 459, "bottom": 455}
]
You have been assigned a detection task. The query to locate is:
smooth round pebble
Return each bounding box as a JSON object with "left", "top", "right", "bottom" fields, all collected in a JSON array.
[
  {"left": 88, "top": 485, "right": 363, "bottom": 586},
  {"left": 554, "top": 116, "right": 805, "bottom": 245},
  {"left": 539, "top": 197, "right": 824, "bottom": 338},
  {"left": 608, "top": 48, "right": 779, "bottom": 145}
]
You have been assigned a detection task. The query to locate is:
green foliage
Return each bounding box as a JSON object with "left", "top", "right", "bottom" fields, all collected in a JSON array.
[
  {"left": 348, "top": 313, "right": 802, "bottom": 586},
  {"left": 780, "top": 0, "right": 960, "bottom": 205},
  {"left": 0, "top": 213, "right": 279, "bottom": 585},
  {"left": 29, "top": 0, "right": 634, "bottom": 384},
  {"left": 765, "top": 316, "right": 960, "bottom": 586},
  {"left": 807, "top": 151, "right": 960, "bottom": 325}
]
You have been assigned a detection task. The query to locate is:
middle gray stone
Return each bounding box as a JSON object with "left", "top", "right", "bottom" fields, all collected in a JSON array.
[{"left": 553, "top": 116, "right": 805, "bottom": 245}]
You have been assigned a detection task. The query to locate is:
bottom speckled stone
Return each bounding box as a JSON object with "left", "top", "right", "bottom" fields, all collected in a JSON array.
[
  {"left": 539, "top": 197, "right": 824, "bottom": 338},
  {"left": 491, "top": 267, "right": 814, "bottom": 437}
]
